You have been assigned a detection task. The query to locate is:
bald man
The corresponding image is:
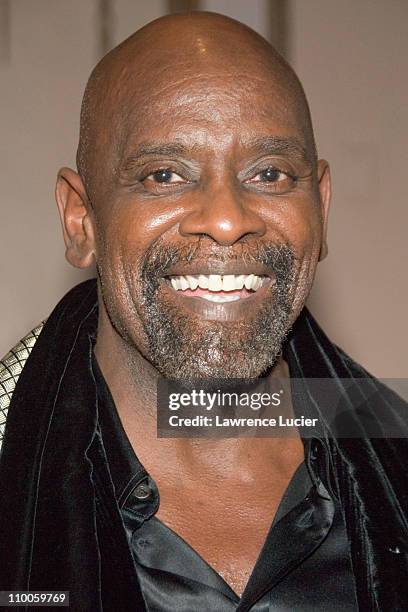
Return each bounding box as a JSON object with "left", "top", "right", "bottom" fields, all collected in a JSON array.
[{"left": 0, "top": 12, "right": 407, "bottom": 612}]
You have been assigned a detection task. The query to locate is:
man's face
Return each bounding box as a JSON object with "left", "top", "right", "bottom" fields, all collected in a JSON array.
[{"left": 91, "top": 61, "right": 328, "bottom": 379}]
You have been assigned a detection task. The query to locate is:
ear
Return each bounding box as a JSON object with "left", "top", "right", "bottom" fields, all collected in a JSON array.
[
  {"left": 55, "top": 168, "right": 96, "bottom": 268},
  {"left": 316, "top": 159, "right": 331, "bottom": 261}
]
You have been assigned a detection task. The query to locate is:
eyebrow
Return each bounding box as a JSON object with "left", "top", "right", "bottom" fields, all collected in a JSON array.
[
  {"left": 243, "top": 136, "right": 312, "bottom": 164},
  {"left": 125, "top": 142, "right": 193, "bottom": 159},
  {"left": 121, "top": 135, "right": 312, "bottom": 170},
  {"left": 122, "top": 142, "right": 203, "bottom": 172}
]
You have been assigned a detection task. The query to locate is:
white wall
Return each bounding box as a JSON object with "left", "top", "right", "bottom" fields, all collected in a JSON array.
[
  {"left": 0, "top": 0, "right": 166, "bottom": 356},
  {"left": 202, "top": 0, "right": 272, "bottom": 40},
  {"left": 289, "top": 0, "right": 408, "bottom": 376},
  {"left": 1, "top": 1, "right": 94, "bottom": 353}
]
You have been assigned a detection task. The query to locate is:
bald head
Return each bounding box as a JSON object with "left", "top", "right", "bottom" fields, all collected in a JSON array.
[{"left": 76, "top": 11, "right": 316, "bottom": 199}]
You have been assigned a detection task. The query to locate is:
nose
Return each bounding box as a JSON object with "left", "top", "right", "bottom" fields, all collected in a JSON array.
[{"left": 178, "top": 184, "right": 266, "bottom": 246}]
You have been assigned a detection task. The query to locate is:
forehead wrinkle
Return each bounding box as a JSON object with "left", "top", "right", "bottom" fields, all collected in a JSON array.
[
  {"left": 124, "top": 136, "right": 309, "bottom": 160},
  {"left": 118, "top": 77, "right": 299, "bottom": 155},
  {"left": 122, "top": 70, "right": 291, "bottom": 114},
  {"left": 118, "top": 114, "right": 311, "bottom": 174}
]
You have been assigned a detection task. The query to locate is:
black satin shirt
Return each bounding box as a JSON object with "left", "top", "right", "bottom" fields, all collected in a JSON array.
[{"left": 93, "top": 358, "right": 358, "bottom": 611}]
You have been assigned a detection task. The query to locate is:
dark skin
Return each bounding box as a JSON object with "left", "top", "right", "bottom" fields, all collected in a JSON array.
[{"left": 55, "top": 13, "right": 331, "bottom": 595}]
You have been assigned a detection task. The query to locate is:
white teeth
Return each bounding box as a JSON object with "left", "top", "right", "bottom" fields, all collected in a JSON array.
[
  {"left": 208, "top": 274, "right": 223, "bottom": 291},
  {"left": 201, "top": 293, "right": 241, "bottom": 303},
  {"left": 186, "top": 275, "right": 199, "bottom": 290},
  {"left": 168, "top": 273, "right": 268, "bottom": 294},
  {"left": 234, "top": 275, "right": 245, "bottom": 290},
  {"left": 254, "top": 276, "right": 263, "bottom": 290},
  {"left": 244, "top": 274, "right": 254, "bottom": 290},
  {"left": 179, "top": 276, "right": 189, "bottom": 290},
  {"left": 222, "top": 275, "right": 236, "bottom": 291},
  {"left": 198, "top": 274, "right": 209, "bottom": 289}
]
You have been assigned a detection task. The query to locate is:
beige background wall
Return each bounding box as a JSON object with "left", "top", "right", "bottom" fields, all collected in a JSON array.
[
  {"left": 289, "top": 0, "right": 408, "bottom": 377},
  {"left": 0, "top": 0, "right": 167, "bottom": 353},
  {"left": 1, "top": 0, "right": 407, "bottom": 377}
]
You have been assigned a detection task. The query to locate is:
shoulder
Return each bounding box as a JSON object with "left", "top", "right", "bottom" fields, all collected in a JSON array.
[{"left": 0, "top": 322, "right": 45, "bottom": 452}]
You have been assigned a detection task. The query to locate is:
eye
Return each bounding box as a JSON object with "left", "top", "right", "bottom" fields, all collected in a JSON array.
[
  {"left": 243, "top": 165, "right": 298, "bottom": 194},
  {"left": 247, "top": 166, "right": 294, "bottom": 184},
  {"left": 144, "top": 168, "right": 186, "bottom": 185}
]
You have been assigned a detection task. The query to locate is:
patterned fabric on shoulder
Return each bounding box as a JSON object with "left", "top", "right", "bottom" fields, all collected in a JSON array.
[{"left": 0, "top": 322, "right": 45, "bottom": 451}]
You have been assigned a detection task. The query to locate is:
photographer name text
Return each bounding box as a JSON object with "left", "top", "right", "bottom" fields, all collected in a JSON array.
[{"left": 168, "top": 415, "right": 318, "bottom": 428}]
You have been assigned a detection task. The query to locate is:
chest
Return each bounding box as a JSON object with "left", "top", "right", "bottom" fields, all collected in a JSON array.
[{"left": 155, "top": 478, "right": 289, "bottom": 595}]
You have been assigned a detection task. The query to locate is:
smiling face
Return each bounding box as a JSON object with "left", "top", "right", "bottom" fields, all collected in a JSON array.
[{"left": 57, "top": 13, "right": 330, "bottom": 379}]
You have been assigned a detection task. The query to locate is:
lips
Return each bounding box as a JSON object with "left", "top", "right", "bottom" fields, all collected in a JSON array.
[{"left": 163, "top": 273, "right": 274, "bottom": 303}]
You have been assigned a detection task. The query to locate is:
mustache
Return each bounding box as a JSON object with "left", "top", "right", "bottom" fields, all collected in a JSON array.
[{"left": 140, "top": 239, "right": 296, "bottom": 286}]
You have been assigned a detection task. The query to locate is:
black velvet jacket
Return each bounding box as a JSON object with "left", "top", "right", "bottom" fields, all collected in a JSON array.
[{"left": 0, "top": 280, "right": 407, "bottom": 611}]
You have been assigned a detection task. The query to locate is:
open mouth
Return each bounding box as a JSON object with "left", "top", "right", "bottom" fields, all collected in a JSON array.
[{"left": 163, "top": 273, "right": 274, "bottom": 303}]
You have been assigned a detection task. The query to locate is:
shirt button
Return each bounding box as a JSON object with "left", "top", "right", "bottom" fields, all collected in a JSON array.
[
  {"left": 310, "top": 440, "right": 319, "bottom": 461},
  {"left": 131, "top": 480, "right": 152, "bottom": 500}
]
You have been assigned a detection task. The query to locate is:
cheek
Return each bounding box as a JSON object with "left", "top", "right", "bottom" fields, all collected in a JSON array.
[
  {"left": 95, "top": 198, "right": 184, "bottom": 323},
  {"left": 94, "top": 204, "right": 167, "bottom": 356},
  {"left": 96, "top": 200, "right": 174, "bottom": 272},
  {"left": 100, "top": 195, "right": 185, "bottom": 253},
  {"left": 290, "top": 211, "right": 322, "bottom": 264},
  {"left": 261, "top": 196, "right": 323, "bottom": 314},
  {"left": 262, "top": 195, "right": 323, "bottom": 261},
  {"left": 94, "top": 207, "right": 142, "bottom": 318},
  {"left": 286, "top": 203, "right": 322, "bottom": 289}
]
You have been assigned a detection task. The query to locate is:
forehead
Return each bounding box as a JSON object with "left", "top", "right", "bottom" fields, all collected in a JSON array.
[{"left": 112, "top": 55, "right": 307, "bottom": 158}]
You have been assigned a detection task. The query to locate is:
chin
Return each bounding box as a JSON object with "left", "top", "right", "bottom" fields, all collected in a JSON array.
[{"left": 148, "top": 324, "right": 286, "bottom": 380}]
